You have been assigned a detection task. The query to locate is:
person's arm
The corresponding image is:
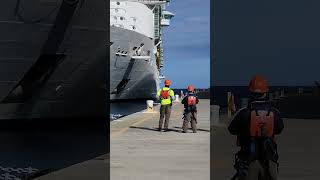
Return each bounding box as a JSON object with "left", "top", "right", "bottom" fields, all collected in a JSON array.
[
  {"left": 196, "top": 96, "right": 199, "bottom": 104},
  {"left": 273, "top": 108, "right": 284, "bottom": 135},
  {"left": 181, "top": 96, "right": 187, "bottom": 104},
  {"left": 170, "top": 89, "right": 175, "bottom": 101},
  {"left": 157, "top": 89, "right": 161, "bottom": 101},
  {"left": 170, "top": 90, "right": 175, "bottom": 97},
  {"left": 228, "top": 109, "right": 245, "bottom": 135}
]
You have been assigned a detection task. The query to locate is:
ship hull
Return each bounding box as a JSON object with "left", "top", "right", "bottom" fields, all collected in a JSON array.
[
  {"left": 110, "top": 26, "right": 160, "bottom": 100},
  {"left": 0, "top": 0, "right": 108, "bottom": 119}
]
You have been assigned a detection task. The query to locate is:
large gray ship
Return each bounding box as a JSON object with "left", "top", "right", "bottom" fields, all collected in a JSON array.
[
  {"left": 0, "top": 1, "right": 109, "bottom": 178},
  {"left": 0, "top": 0, "right": 108, "bottom": 119},
  {"left": 110, "top": 0, "right": 174, "bottom": 100}
]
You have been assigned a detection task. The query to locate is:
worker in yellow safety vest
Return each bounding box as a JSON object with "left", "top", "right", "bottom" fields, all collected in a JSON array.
[{"left": 157, "top": 79, "right": 175, "bottom": 132}]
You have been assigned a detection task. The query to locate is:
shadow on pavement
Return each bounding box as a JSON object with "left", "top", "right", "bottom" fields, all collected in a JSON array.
[
  {"left": 173, "top": 126, "right": 210, "bottom": 132},
  {"left": 129, "top": 126, "right": 182, "bottom": 133}
]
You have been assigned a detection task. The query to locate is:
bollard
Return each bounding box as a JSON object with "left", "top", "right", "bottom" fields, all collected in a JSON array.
[
  {"left": 227, "top": 92, "right": 232, "bottom": 118},
  {"left": 269, "top": 92, "right": 273, "bottom": 101},
  {"left": 280, "top": 89, "right": 285, "bottom": 97},
  {"left": 298, "top": 88, "right": 304, "bottom": 95},
  {"left": 180, "top": 90, "right": 185, "bottom": 99},
  {"left": 275, "top": 91, "right": 280, "bottom": 99},
  {"left": 227, "top": 92, "right": 236, "bottom": 118},
  {"left": 174, "top": 94, "right": 180, "bottom": 102},
  {"left": 146, "top": 100, "right": 154, "bottom": 112},
  {"left": 211, "top": 105, "right": 220, "bottom": 126}
]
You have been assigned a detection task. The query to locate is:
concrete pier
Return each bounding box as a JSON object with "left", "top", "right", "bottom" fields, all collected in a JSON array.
[
  {"left": 111, "top": 100, "right": 210, "bottom": 180},
  {"left": 212, "top": 115, "right": 320, "bottom": 180}
]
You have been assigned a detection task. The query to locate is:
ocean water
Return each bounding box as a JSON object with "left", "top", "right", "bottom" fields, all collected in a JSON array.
[
  {"left": 110, "top": 89, "right": 189, "bottom": 120},
  {"left": 110, "top": 100, "right": 155, "bottom": 120},
  {"left": 211, "top": 86, "right": 313, "bottom": 107}
]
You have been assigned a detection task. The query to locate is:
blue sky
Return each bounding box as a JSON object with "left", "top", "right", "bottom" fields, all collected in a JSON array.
[
  {"left": 161, "top": 0, "right": 210, "bottom": 89},
  {"left": 213, "top": 0, "right": 320, "bottom": 86}
]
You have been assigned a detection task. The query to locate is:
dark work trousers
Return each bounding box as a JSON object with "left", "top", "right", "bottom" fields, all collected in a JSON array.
[
  {"left": 159, "top": 105, "right": 172, "bottom": 130},
  {"left": 182, "top": 111, "right": 197, "bottom": 133},
  {"left": 239, "top": 160, "right": 278, "bottom": 180}
]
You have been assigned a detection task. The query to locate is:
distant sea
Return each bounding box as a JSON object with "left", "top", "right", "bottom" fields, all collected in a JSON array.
[{"left": 211, "top": 86, "right": 313, "bottom": 108}]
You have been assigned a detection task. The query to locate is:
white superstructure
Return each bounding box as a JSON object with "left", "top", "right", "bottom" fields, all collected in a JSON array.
[
  {"left": 110, "top": 1, "right": 155, "bottom": 38},
  {"left": 110, "top": 0, "right": 174, "bottom": 100}
]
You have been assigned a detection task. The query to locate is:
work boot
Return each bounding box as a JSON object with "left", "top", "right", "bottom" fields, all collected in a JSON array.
[
  {"left": 163, "top": 128, "right": 169, "bottom": 132},
  {"left": 158, "top": 128, "right": 162, "bottom": 131}
]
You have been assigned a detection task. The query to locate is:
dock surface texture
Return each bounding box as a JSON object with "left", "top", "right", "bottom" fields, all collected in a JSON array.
[
  {"left": 212, "top": 111, "right": 320, "bottom": 180},
  {"left": 111, "top": 99, "right": 210, "bottom": 180}
]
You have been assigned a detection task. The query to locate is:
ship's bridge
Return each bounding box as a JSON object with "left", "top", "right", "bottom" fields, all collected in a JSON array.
[
  {"left": 161, "top": 10, "right": 174, "bottom": 26},
  {"left": 110, "top": 1, "right": 154, "bottom": 39}
]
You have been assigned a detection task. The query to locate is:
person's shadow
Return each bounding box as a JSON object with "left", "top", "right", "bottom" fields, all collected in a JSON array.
[
  {"left": 129, "top": 126, "right": 210, "bottom": 133},
  {"left": 173, "top": 126, "right": 210, "bottom": 132},
  {"left": 129, "top": 126, "right": 181, "bottom": 133}
]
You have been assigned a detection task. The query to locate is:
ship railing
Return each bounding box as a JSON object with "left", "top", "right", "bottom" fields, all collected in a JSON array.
[{"left": 128, "top": 0, "right": 169, "bottom": 5}]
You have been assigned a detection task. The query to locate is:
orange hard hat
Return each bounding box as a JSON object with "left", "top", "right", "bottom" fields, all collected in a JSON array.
[
  {"left": 164, "top": 79, "right": 171, "bottom": 86},
  {"left": 187, "top": 85, "right": 195, "bottom": 92},
  {"left": 249, "top": 75, "right": 269, "bottom": 93}
]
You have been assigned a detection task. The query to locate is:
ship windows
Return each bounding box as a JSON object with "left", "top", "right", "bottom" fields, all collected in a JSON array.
[
  {"left": 111, "top": 8, "right": 126, "bottom": 14},
  {"left": 129, "top": 25, "right": 136, "bottom": 30},
  {"left": 164, "top": 14, "right": 171, "bottom": 19},
  {"left": 115, "top": 24, "right": 124, "bottom": 28},
  {"left": 116, "top": 2, "right": 120, "bottom": 5}
]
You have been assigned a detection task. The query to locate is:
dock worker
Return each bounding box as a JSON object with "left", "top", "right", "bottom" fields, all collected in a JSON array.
[
  {"left": 181, "top": 85, "right": 199, "bottom": 133},
  {"left": 157, "top": 79, "right": 175, "bottom": 132},
  {"left": 228, "top": 75, "right": 284, "bottom": 180}
]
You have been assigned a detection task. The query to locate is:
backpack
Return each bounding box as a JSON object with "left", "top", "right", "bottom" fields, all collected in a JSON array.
[
  {"left": 187, "top": 96, "right": 197, "bottom": 106},
  {"left": 248, "top": 101, "right": 277, "bottom": 161},
  {"left": 250, "top": 107, "right": 274, "bottom": 138},
  {"left": 160, "top": 89, "right": 170, "bottom": 99}
]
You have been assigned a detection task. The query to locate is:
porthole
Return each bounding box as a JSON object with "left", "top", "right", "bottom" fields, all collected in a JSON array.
[{"left": 116, "top": 2, "right": 120, "bottom": 5}]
